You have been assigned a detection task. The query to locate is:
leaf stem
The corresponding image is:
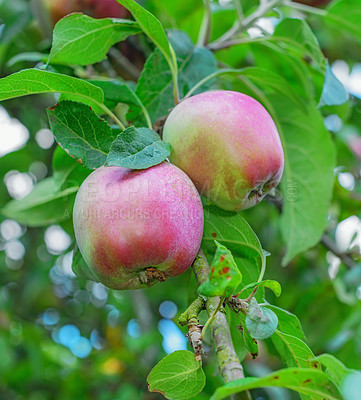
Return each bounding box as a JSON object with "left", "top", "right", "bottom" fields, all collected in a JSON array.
[
  {"left": 197, "top": 0, "right": 212, "bottom": 47},
  {"left": 184, "top": 68, "right": 242, "bottom": 100},
  {"left": 98, "top": 103, "right": 126, "bottom": 130},
  {"left": 245, "top": 286, "right": 258, "bottom": 302},
  {"left": 139, "top": 103, "right": 153, "bottom": 129},
  {"left": 201, "top": 296, "right": 225, "bottom": 340},
  {"left": 168, "top": 44, "right": 180, "bottom": 105}
]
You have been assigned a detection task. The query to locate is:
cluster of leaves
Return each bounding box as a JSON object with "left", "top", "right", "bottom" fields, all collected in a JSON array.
[{"left": 1, "top": 0, "right": 361, "bottom": 399}]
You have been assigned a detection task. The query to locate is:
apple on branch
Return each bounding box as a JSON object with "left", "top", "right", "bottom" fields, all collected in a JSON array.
[
  {"left": 163, "top": 90, "right": 284, "bottom": 211},
  {"left": 73, "top": 162, "right": 204, "bottom": 290}
]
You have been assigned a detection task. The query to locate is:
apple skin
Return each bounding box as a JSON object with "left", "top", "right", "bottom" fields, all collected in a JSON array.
[
  {"left": 163, "top": 90, "right": 284, "bottom": 211},
  {"left": 293, "top": 0, "right": 331, "bottom": 6},
  {"left": 39, "top": 0, "right": 129, "bottom": 25},
  {"left": 73, "top": 162, "right": 204, "bottom": 290}
]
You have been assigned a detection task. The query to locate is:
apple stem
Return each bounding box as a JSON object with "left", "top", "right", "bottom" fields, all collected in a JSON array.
[
  {"left": 168, "top": 44, "right": 180, "bottom": 104},
  {"left": 98, "top": 103, "right": 126, "bottom": 130}
]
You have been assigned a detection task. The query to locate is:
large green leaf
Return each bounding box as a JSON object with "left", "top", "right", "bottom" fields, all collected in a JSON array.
[
  {"left": 250, "top": 18, "right": 327, "bottom": 102},
  {"left": 0, "top": 69, "right": 104, "bottom": 106},
  {"left": 326, "top": 0, "right": 361, "bottom": 45},
  {"left": 105, "top": 126, "right": 170, "bottom": 169},
  {"left": 60, "top": 79, "right": 150, "bottom": 126},
  {"left": 52, "top": 146, "right": 90, "bottom": 189},
  {"left": 128, "top": 30, "right": 217, "bottom": 125},
  {"left": 185, "top": 67, "right": 306, "bottom": 111},
  {"left": 316, "top": 353, "right": 352, "bottom": 387},
  {"left": 273, "top": 18, "right": 325, "bottom": 71},
  {"left": 147, "top": 350, "right": 205, "bottom": 400},
  {"left": 47, "top": 101, "right": 116, "bottom": 170},
  {"left": 210, "top": 368, "right": 342, "bottom": 400},
  {"left": 239, "top": 67, "right": 306, "bottom": 111},
  {"left": 202, "top": 205, "right": 265, "bottom": 287},
  {"left": 272, "top": 330, "right": 321, "bottom": 370},
  {"left": 115, "top": 0, "right": 170, "bottom": 60},
  {"left": 1, "top": 178, "right": 78, "bottom": 226},
  {"left": 48, "top": 14, "right": 141, "bottom": 65},
  {"left": 273, "top": 96, "right": 336, "bottom": 265}
]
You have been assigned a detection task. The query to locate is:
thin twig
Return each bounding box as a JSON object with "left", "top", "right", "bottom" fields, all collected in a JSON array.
[
  {"left": 233, "top": 0, "right": 244, "bottom": 20},
  {"left": 208, "top": 0, "right": 283, "bottom": 50},
  {"left": 321, "top": 234, "right": 355, "bottom": 269},
  {"left": 201, "top": 296, "right": 225, "bottom": 340},
  {"left": 192, "top": 251, "right": 252, "bottom": 400},
  {"left": 108, "top": 47, "right": 141, "bottom": 80},
  {"left": 197, "top": 0, "right": 212, "bottom": 46}
]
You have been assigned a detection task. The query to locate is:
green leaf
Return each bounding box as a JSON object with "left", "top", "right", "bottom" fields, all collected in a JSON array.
[
  {"left": 341, "top": 371, "right": 361, "bottom": 400},
  {"left": 239, "top": 67, "right": 306, "bottom": 111},
  {"left": 320, "top": 63, "right": 349, "bottom": 107},
  {"left": 272, "top": 95, "right": 336, "bottom": 265},
  {"left": 202, "top": 205, "right": 265, "bottom": 288},
  {"left": 48, "top": 14, "right": 141, "bottom": 65},
  {"left": 198, "top": 241, "right": 242, "bottom": 297},
  {"left": 326, "top": 0, "right": 361, "bottom": 45},
  {"left": 129, "top": 30, "right": 217, "bottom": 125},
  {"left": 273, "top": 18, "right": 325, "bottom": 71},
  {"left": 1, "top": 178, "right": 77, "bottom": 227},
  {"left": 210, "top": 368, "right": 342, "bottom": 400},
  {"left": 316, "top": 353, "right": 351, "bottom": 386},
  {"left": 245, "top": 298, "right": 278, "bottom": 340},
  {"left": 0, "top": 69, "right": 104, "bottom": 105},
  {"left": 237, "top": 312, "right": 259, "bottom": 359},
  {"left": 147, "top": 350, "right": 205, "bottom": 400},
  {"left": 188, "top": 67, "right": 306, "bottom": 111},
  {"left": 238, "top": 280, "right": 282, "bottom": 297},
  {"left": 250, "top": 32, "right": 322, "bottom": 101},
  {"left": 52, "top": 146, "right": 90, "bottom": 190},
  {"left": 47, "top": 100, "right": 117, "bottom": 170},
  {"left": 115, "top": 0, "right": 170, "bottom": 60},
  {"left": 91, "top": 80, "right": 148, "bottom": 116},
  {"left": 72, "top": 245, "right": 99, "bottom": 282},
  {"left": 272, "top": 330, "right": 321, "bottom": 370},
  {"left": 59, "top": 79, "right": 149, "bottom": 123},
  {"left": 105, "top": 127, "right": 171, "bottom": 169},
  {"left": 264, "top": 305, "right": 306, "bottom": 341}
]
